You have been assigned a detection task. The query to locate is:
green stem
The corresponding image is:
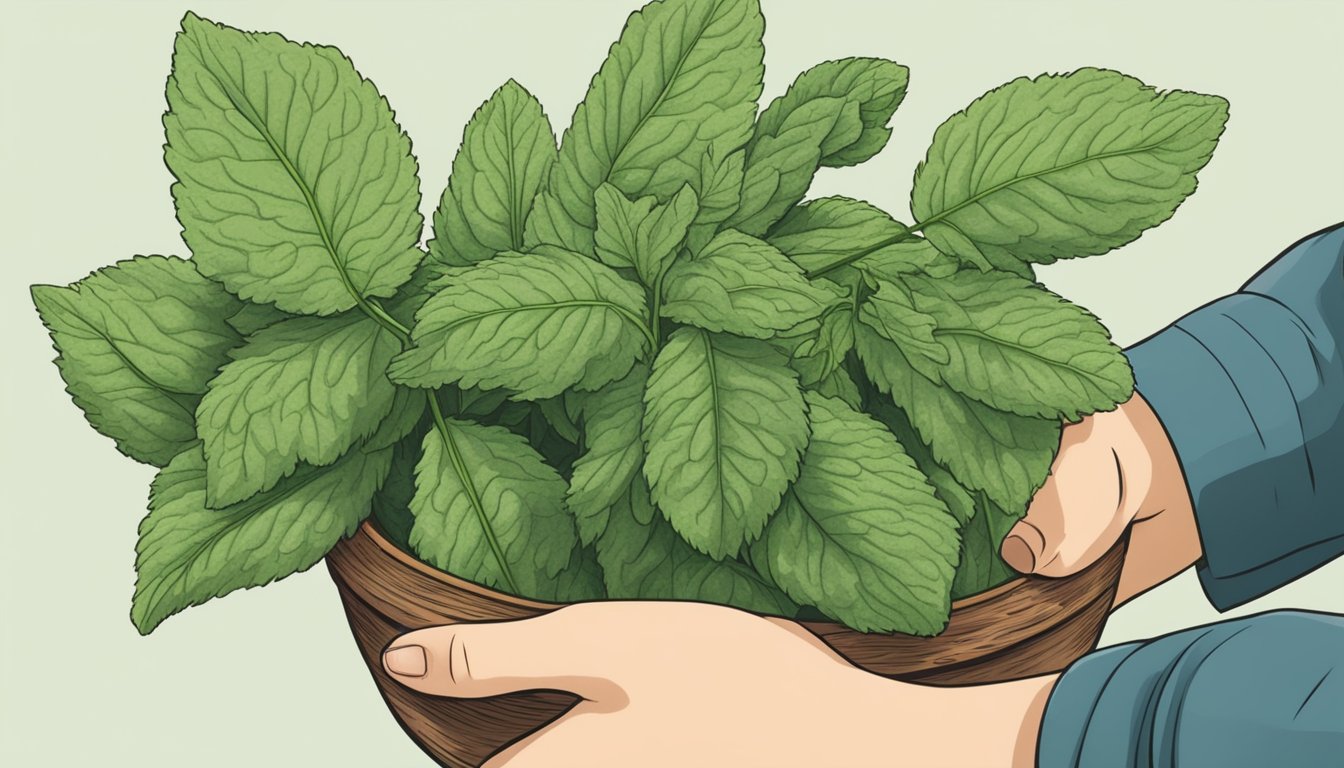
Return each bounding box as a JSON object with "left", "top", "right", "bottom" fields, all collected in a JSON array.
[
  {"left": 806, "top": 223, "right": 922, "bottom": 279},
  {"left": 426, "top": 392, "right": 520, "bottom": 595},
  {"left": 651, "top": 270, "right": 667, "bottom": 348}
]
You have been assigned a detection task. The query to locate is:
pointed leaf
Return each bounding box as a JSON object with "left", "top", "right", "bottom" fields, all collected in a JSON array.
[
  {"left": 906, "top": 270, "right": 1134, "bottom": 419},
  {"left": 595, "top": 183, "right": 698, "bottom": 283},
  {"left": 662, "top": 230, "right": 831, "bottom": 338},
  {"left": 410, "top": 419, "right": 576, "bottom": 596},
  {"left": 132, "top": 442, "right": 392, "bottom": 634},
  {"left": 855, "top": 323, "right": 1059, "bottom": 512},
  {"left": 524, "top": 0, "right": 765, "bottom": 255},
  {"left": 430, "top": 80, "right": 558, "bottom": 268},
  {"left": 388, "top": 249, "right": 651, "bottom": 398},
  {"left": 912, "top": 68, "right": 1228, "bottom": 271},
  {"left": 568, "top": 366, "right": 649, "bottom": 545},
  {"left": 165, "top": 13, "right": 422, "bottom": 315},
  {"left": 196, "top": 312, "right": 401, "bottom": 506},
  {"left": 32, "top": 256, "right": 242, "bottom": 466},
  {"left": 858, "top": 280, "right": 950, "bottom": 380},
  {"left": 643, "top": 328, "right": 808, "bottom": 558},
  {"left": 751, "top": 393, "right": 959, "bottom": 634}
]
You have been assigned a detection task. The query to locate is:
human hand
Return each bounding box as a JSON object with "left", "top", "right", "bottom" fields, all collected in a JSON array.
[
  {"left": 1000, "top": 391, "right": 1201, "bottom": 605},
  {"left": 381, "top": 601, "right": 1053, "bottom": 767}
]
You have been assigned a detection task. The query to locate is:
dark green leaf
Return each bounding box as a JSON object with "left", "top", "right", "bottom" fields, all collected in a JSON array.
[
  {"left": 568, "top": 366, "right": 649, "bottom": 546},
  {"left": 950, "top": 494, "right": 1020, "bottom": 600}
]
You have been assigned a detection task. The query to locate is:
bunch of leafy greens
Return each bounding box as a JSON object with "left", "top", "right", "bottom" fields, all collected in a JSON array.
[{"left": 33, "top": 0, "right": 1226, "bottom": 637}]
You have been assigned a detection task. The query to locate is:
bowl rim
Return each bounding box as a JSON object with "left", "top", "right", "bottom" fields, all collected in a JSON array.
[{"left": 351, "top": 520, "right": 1028, "bottom": 614}]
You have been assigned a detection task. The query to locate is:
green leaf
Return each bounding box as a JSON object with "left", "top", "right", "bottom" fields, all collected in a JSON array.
[
  {"left": 226, "top": 302, "right": 291, "bottom": 336},
  {"left": 388, "top": 248, "right": 652, "bottom": 398},
  {"left": 751, "top": 393, "right": 959, "bottom": 634},
  {"left": 810, "top": 365, "right": 862, "bottom": 410},
  {"left": 132, "top": 442, "right": 392, "bottom": 634},
  {"left": 596, "top": 476, "right": 795, "bottom": 614},
  {"left": 365, "top": 386, "right": 427, "bottom": 452},
  {"left": 32, "top": 256, "right": 242, "bottom": 467},
  {"left": 568, "top": 366, "right": 649, "bottom": 546},
  {"left": 768, "top": 196, "right": 912, "bottom": 277},
  {"left": 165, "top": 13, "right": 422, "bottom": 315},
  {"left": 858, "top": 280, "right": 950, "bottom": 380},
  {"left": 524, "top": 0, "right": 765, "bottom": 255},
  {"left": 594, "top": 183, "right": 699, "bottom": 283},
  {"left": 643, "top": 328, "right": 808, "bottom": 558},
  {"left": 857, "top": 238, "right": 959, "bottom": 282},
  {"left": 370, "top": 426, "right": 429, "bottom": 551},
  {"left": 950, "top": 494, "right": 1020, "bottom": 600},
  {"left": 536, "top": 544, "right": 607, "bottom": 603},
  {"left": 196, "top": 312, "right": 401, "bottom": 507},
  {"left": 537, "top": 396, "right": 582, "bottom": 445},
  {"left": 854, "top": 323, "right": 1059, "bottom": 513},
  {"left": 905, "top": 270, "right": 1134, "bottom": 419},
  {"left": 911, "top": 68, "right": 1228, "bottom": 271},
  {"left": 867, "top": 398, "right": 977, "bottom": 526},
  {"left": 431, "top": 80, "right": 557, "bottom": 268},
  {"left": 410, "top": 419, "right": 576, "bottom": 596},
  {"left": 686, "top": 148, "right": 746, "bottom": 254},
  {"left": 662, "top": 230, "right": 830, "bottom": 339},
  {"left": 781, "top": 299, "right": 855, "bottom": 386},
  {"left": 753, "top": 58, "right": 908, "bottom": 168},
  {"left": 726, "top": 97, "right": 862, "bottom": 235}
]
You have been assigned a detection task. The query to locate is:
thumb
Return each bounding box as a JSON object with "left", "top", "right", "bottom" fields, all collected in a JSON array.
[{"left": 381, "top": 607, "right": 618, "bottom": 701}]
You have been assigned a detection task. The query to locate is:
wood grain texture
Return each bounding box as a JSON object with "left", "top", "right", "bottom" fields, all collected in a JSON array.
[{"left": 327, "top": 521, "right": 1126, "bottom": 767}]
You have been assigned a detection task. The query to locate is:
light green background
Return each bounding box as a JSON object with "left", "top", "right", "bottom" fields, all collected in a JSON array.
[{"left": 3, "top": 0, "right": 1341, "bottom": 764}]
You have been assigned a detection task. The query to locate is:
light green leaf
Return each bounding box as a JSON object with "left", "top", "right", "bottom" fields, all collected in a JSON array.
[
  {"left": 768, "top": 196, "right": 912, "bottom": 278},
  {"left": 596, "top": 476, "right": 795, "bottom": 614},
  {"left": 906, "top": 270, "right": 1134, "bottom": 419},
  {"left": 524, "top": 0, "right": 765, "bottom": 255},
  {"left": 594, "top": 183, "right": 699, "bottom": 283},
  {"left": 751, "top": 393, "right": 959, "bottom": 634},
  {"left": 196, "top": 312, "right": 401, "bottom": 507},
  {"left": 568, "top": 366, "right": 649, "bottom": 546},
  {"left": 165, "top": 13, "right": 422, "bottom": 315},
  {"left": 643, "top": 328, "right": 808, "bottom": 558},
  {"left": 911, "top": 68, "right": 1228, "bottom": 271},
  {"left": 430, "top": 80, "right": 558, "bottom": 268},
  {"left": 662, "top": 230, "right": 830, "bottom": 339},
  {"left": 32, "top": 255, "right": 242, "bottom": 467},
  {"left": 726, "top": 97, "right": 862, "bottom": 235},
  {"left": 810, "top": 364, "right": 862, "bottom": 410},
  {"left": 754, "top": 58, "right": 908, "bottom": 168},
  {"left": 784, "top": 300, "right": 855, "bottom": 386},
  {"left": 854, "top": 324, "right": 1059, "bottom": 513},
  {"left": 858, "top": 280, "right": 950, "bottom": 380},
  {"left": 867, "top": 398, "right": 977, "bottom": 526},
  {"left": 132, "top": 442, "right": 392, "bottom": 634},
  {"left": 857, "top": 238, "right": 959, "bottom": 282},
  {"left": 686, "top": 148, "right": 746, "bottom": 254},
  {"left": 388, "top": 249, "right": 651, "bottom": 398},
  {"left": 410, "top": 419, "right": 576, "bottom": 596}
]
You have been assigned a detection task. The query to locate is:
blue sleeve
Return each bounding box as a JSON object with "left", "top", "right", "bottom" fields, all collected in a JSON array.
[
  {"left": 1123, "top": 223, "right": 1344, "bottom": 610},
  {"left": 1038, "top": 611, "right": 1344, "bottom": 768}
]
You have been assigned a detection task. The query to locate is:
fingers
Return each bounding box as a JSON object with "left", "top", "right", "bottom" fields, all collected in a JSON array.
[
  {"left": 1001, "top": 415, "right": 1135, "bottom": 578},
  {"left": 381, "top": 605, "right": 621, "bottom": 701}
]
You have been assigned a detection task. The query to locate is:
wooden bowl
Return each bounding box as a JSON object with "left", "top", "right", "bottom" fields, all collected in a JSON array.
[{"left": 327, "top": 521, "right": 1126, "bottom": 768}]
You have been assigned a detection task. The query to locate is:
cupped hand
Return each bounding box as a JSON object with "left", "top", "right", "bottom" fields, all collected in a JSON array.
[
  {"left": 382, "top": 601, "right": 1051, "bottom": 767},
  {"left": 1000, "top": 391, "right": 1201, "bottom": 605}
]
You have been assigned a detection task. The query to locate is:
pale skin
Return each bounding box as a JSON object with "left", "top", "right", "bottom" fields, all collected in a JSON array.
[{"left": 384, "top": 391, "right": 1201, "bottom": 767}]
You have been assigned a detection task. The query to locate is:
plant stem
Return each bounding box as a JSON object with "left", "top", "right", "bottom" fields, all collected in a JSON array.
[
  {"left": 651, "top": 270, "right": 667, "bottom": 348},
  {"left": 805, "top": 222, "right": 923, "bottom": 279},
  {"left": 426, "top": 392, "right": 520, "bottom": 595}
]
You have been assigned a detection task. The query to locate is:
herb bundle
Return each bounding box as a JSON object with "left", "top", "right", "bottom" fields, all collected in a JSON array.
[{"left": 33, "top": 0, "right": 1226, "bottom": 637}]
